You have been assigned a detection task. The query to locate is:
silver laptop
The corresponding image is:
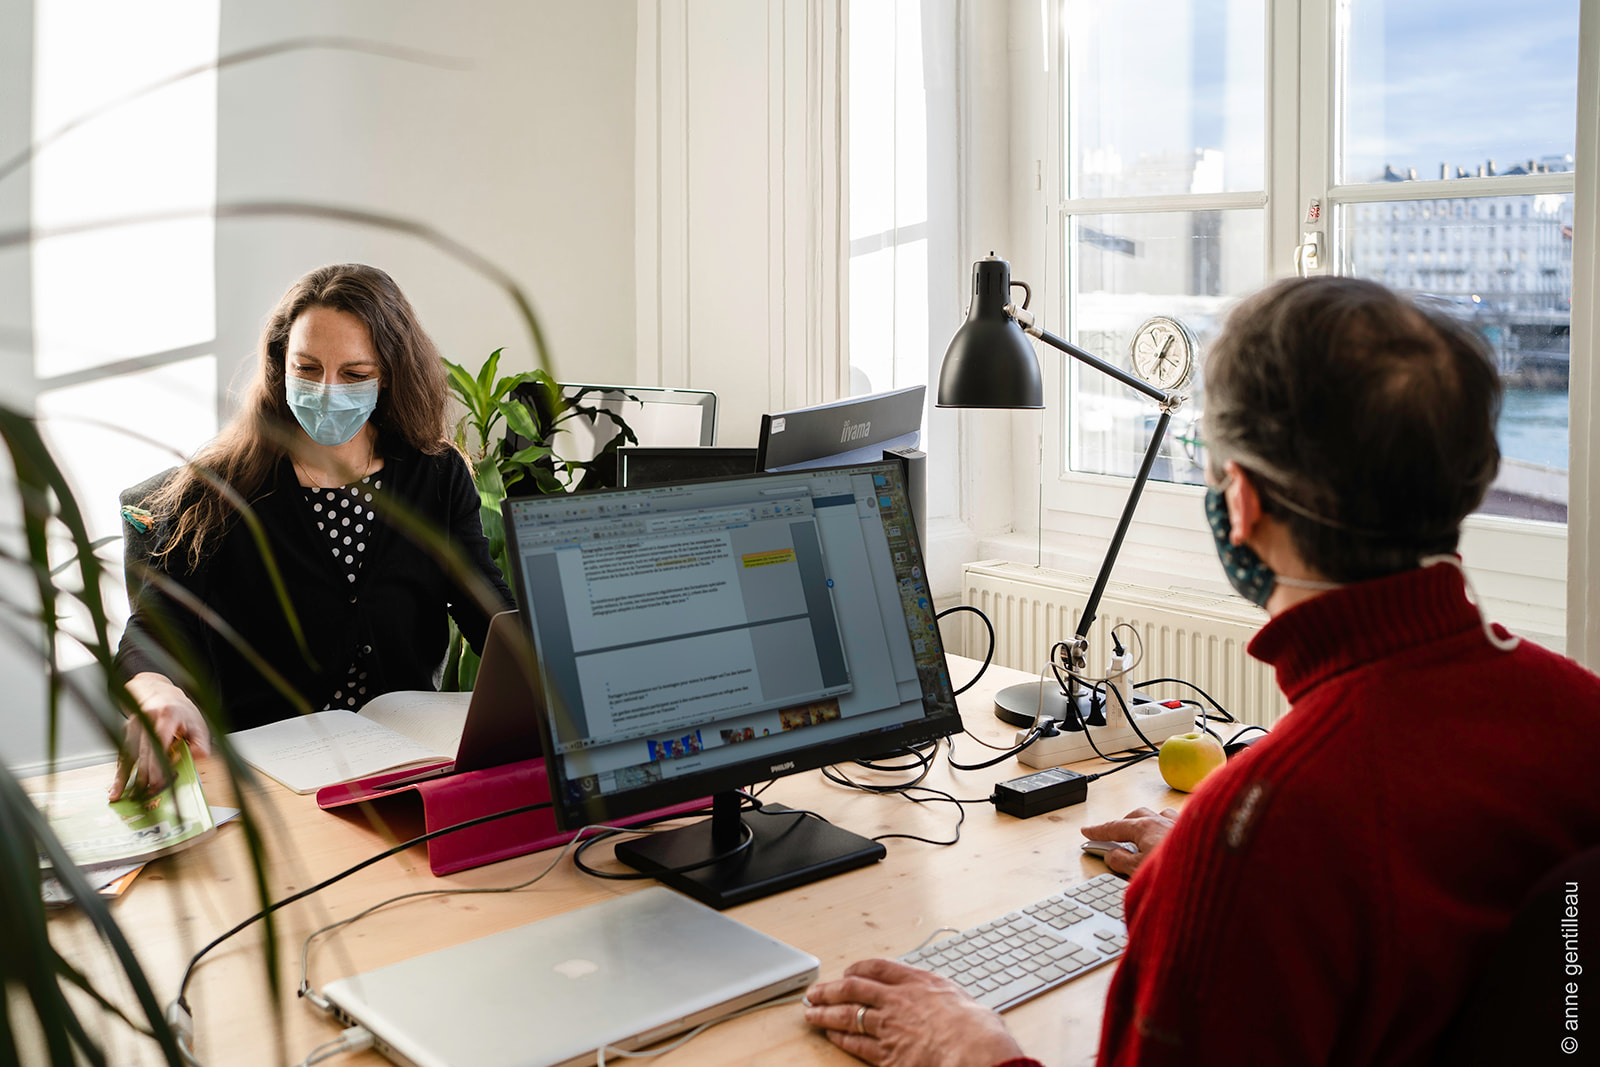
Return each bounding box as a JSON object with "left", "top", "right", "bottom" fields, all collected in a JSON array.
[{"left": 320, "top": 887, "right": 819, "bottom": 1067}]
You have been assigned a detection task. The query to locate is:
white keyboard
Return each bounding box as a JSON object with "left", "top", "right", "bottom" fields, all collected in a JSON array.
[{"left": 900, "top": 872, "right": 1128, "bottom": 1010}]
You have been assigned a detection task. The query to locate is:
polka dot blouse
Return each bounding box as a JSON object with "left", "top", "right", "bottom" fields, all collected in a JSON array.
[{"left": 304, "top": 474, "right": 381, "bottom": 710}]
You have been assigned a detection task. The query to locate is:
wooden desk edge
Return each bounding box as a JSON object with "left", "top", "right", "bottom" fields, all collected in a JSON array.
[{"left": 42, "top": 655, "right": 1188, "bottom": 1067}]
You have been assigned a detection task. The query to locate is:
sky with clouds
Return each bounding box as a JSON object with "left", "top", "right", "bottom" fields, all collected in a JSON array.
[{"left": 1343, "top": 0, "right": 1578, "bottom": 181}]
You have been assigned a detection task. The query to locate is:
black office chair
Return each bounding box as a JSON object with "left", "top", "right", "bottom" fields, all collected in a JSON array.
[
  {"left": 1430, "top": 842, "right": 1600, "bottom": 1063},
  {"left": 119, "top": 467, "right": 177, "bottom": 608}
]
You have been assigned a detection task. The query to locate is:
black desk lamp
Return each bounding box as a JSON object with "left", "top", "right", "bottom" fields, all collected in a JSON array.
[{"left": 937, "top": 255, "right": 1186, "bottom": 728}]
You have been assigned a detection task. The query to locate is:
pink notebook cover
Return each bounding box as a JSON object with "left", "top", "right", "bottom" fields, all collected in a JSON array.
[{"left": 316, "top": 758, "right": 703, "bottom": 876}]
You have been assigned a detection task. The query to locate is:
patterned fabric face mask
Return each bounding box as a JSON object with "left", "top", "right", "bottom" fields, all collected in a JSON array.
[
  {"left": 1204, "top": 483, "right": 1344, "bottom": 608},
  {"left": 1205, "top": 485, "right": 1276, "bottom": 607}
]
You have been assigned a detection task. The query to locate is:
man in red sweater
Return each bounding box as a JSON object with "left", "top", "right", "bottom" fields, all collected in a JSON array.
[{"left": 803, "top": 276, "right": 1600, "bottom": 1065}]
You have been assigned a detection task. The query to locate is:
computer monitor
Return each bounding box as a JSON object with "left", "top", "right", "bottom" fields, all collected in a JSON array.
[
  {"left": 756, "top": 386, "right": 926, "bottom": 538},
  {"left": 506, "top": 384, "right": 719, "bottom": 490},
  {"left": 755, "top": 386, "right": 923, "bottom": 471},
  {"left": 501, "top": 460, "right": 961, "bottom": 909},
  {"left": 617, "top": 446, "right": 759, "bottom": 487}
]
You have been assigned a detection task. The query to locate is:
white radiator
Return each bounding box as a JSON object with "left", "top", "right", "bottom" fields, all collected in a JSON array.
[{"left": 957, "top": 560, "right": 1290, "bottom": 728}]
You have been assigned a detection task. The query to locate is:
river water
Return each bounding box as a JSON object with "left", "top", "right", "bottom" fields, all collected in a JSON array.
[{"left": 1499, "top": 387, "right": 1569, "bottom": 472}]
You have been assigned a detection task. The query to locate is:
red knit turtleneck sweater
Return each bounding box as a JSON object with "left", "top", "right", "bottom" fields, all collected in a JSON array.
[{"left": 1076, "top": 563, "right": 1600, "bottom": 1065}]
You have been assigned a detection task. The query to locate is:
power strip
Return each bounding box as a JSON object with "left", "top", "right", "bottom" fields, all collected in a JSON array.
[{"left": 1015, "top": 704, "right": 1197, "bottom": 769}]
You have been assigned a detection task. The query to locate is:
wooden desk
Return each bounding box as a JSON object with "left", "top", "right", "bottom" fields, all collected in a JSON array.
[{"left": 46, "top": 658, "right": 1189, "bottom": 1067}]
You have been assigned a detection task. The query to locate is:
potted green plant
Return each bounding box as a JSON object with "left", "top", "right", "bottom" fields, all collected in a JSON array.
[
  {"left": 0, "top": 411, "right": 291, "bottom": 1065},
  {"left": 441, "top": 352, "right": 636, "bottom": 688}
]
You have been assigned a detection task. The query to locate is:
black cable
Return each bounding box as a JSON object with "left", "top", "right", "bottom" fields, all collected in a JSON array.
[
  {"left": 946, "top": 726, "right": 1045, "bottom": 770},
  {"left": 935, "top": 605, "right": 994, "bottom": 696},
  {"left": 1060, "top": 708, "right": 1144, "bottom": 764},
  {"left": 853, "top": 741, "right": 939, "bottom": 773},
  {"left": 571, "top": 821, "right": 754, "bottom": 880},
  {"left": 178, "top": 799, "right": 553, "bottom": 1008},
  {"left": 1134, "top": 677, "right": 1235, "bottom": 721},
  {"left": 1226, "top": 724, "right": 1269, "bottom": 745},
  {"left": 1083, "top": 750, "right": 1159, "bottom": 779},
  {"left": 570, "top": 793, "right": 829, "bottom": 880},
  {"left": 957, "top": 728, "right": 1039, "bottom": 752},
  {"left": 823, "top": 745, "right": 936, "bottom": 793},
  {"left": 870, "top": 786, "right": 975, "bottom": 847},
  {"left": 1100, "top": 678, "right": 1168, "bottom": 755},
  {"left": 817, "top": 752, "right": 984, "bottom": 846},
  {"left": 1045, "top": 683, "right": 1155, "bottom": 765}
]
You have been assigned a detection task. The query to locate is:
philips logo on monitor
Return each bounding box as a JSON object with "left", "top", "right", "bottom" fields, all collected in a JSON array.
[
  {"left": 840, "top": 419, "right": 872, "bottom": 443},
  {"left": 770, "top": 761, "right": 797, "bottom": 774}
]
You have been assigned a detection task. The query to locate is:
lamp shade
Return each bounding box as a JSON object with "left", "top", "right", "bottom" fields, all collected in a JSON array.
[{"left": 935, "top": 257, "right": 1044, "bottom": 409}]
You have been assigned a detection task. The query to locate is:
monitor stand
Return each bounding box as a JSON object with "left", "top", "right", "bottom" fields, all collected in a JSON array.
[{"left": 613, "top": 791, "right": 885, "bottom": 910}]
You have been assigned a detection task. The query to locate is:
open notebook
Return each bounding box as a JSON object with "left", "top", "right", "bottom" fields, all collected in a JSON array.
[{"left": 227, "top": 611, "right": 541, "bottom": 794}]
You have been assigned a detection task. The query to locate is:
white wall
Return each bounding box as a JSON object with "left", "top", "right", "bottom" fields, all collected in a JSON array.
[
  {"left": 634, "top": 0, "right": 847, "bottom": 444},
  {"left": 0, "top": 1, "right": 641, "bottom": 772},
  {"left": 216, "top": 1, "right": 638, "bottom": 390}
]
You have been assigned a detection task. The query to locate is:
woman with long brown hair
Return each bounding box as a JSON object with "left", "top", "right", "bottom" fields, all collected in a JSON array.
[{"left": 112, "top": 263, "right": 513, "bottom": 797}]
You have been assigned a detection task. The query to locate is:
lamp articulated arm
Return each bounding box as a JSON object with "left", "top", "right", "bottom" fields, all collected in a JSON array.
[
  {"left": 936, "top": 255, "right": 1194, "bottom": 725},
  {"left": 1008, "top": 304, "right": 1178, "bottom": 409},
  {"left": 1010, "top": 304, "right": 1184, "bottom": 680}
]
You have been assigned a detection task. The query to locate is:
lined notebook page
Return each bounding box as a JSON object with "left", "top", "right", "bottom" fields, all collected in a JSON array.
[
  {"left": 228, "top": 711, "right": 449, "bottom": 794},
  {"left": 359, "top": 690, "right": 471, "bottom": 757}
]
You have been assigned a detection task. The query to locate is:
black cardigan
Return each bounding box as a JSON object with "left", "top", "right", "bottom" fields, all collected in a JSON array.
[{"left": 115, "top": 442, "right": 515, "bottom": 731}]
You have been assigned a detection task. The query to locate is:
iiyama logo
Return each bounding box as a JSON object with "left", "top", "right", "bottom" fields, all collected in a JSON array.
[
  {"left": 770, "top": 760, "right": 796, "bottom": 773},
  {"left": 840, "top": 419, "right": 871, "bottom": 443}
]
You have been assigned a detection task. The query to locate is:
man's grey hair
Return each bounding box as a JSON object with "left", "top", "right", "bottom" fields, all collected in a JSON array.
[{"left": 1203, "top": 276, "right": 1502, "bottom": 582}]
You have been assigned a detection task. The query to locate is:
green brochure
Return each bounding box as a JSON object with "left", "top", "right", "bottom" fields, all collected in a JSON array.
[{"left": 32, "top": 742, "right": 216, "bottom": 870}]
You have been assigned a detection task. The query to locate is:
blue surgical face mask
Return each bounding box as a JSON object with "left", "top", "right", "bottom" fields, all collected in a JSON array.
[{"left": 285, "top": 377, "right": 380, "bottom": 446}]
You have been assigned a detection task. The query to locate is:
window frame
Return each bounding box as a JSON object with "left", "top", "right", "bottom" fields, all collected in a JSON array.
[{"left": 1025, "top": 0, "right": 1583, "bottom": 650}]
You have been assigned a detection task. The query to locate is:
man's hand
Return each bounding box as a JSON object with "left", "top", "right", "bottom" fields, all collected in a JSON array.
[
  {"left": 111, "top": 673, "right": 211, "bottom": 800},
  {"left": 803, "top": 958, "right": 1025, "bottom": 1067},
  {"left": 1080, "top": 806, "right": 1179, "bottom": 877}
]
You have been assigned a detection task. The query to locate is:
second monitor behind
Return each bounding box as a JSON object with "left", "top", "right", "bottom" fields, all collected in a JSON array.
[
  {"left": 506, "top": 384, "right": 720, "bottom": 491},
  {"left": 617, "top": 446, "right": 759, "bottom": 487},
  {"left": 756, "top": 386, "right": 927, "bottom": 539}
]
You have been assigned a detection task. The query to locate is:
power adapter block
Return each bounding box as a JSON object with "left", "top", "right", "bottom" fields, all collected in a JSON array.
[{"left": 992, "top": 767, "right": 1089, "bottom": 819}]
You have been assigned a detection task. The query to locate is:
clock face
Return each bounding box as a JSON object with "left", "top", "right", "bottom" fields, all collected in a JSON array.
[{"left": 1129, "top": 316, "right": 1196, "bottom": 391}]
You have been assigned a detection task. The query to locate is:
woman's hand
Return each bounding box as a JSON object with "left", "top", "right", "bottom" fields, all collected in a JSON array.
[
  {"left": 111, "top": 673, "right": 212, "bottom": 800},
  {"left": 803, "top": 959, "right": 1025, "bottom": 1067}
]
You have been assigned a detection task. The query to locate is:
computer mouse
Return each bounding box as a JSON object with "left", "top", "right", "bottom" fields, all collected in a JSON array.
[
  {"left": 1224, "top": 731, "right": 1267, "bottom": 759},
  {"left": 1080, "top": 840, "right": 1137, "bottom": 859}
]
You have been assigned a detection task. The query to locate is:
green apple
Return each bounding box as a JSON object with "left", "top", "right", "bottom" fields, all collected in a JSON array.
[{"left": 1158, "top": 731, "right": 1227, "bottom": 793}]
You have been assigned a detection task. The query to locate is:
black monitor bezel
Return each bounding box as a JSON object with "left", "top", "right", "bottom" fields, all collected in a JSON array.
[
  {"left": 616, "top": 445, "right": 759, "bottom": 487},
  {"left": 501, "top": 460, "right": 963, "bottom": 831}
]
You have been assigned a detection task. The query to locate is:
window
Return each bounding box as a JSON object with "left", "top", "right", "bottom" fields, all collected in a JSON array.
[
  {"left": 23, "top": 0, "right": 222, "bottom": 666},
  {"left": 1041, "top": 0, "right": 1582, "bottom": 648},
  {"left": 1332, "top": 0, "right": 1576, "bottom": 524},
  {"left": 1059, "top": 0, "right": 1266, "bottom": 488},
  {"left": 847, "top": 0, "right": 959, "bottom": 526},
  {"left": 847, "top": 0, "right": 929, "bottom": 400}
]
